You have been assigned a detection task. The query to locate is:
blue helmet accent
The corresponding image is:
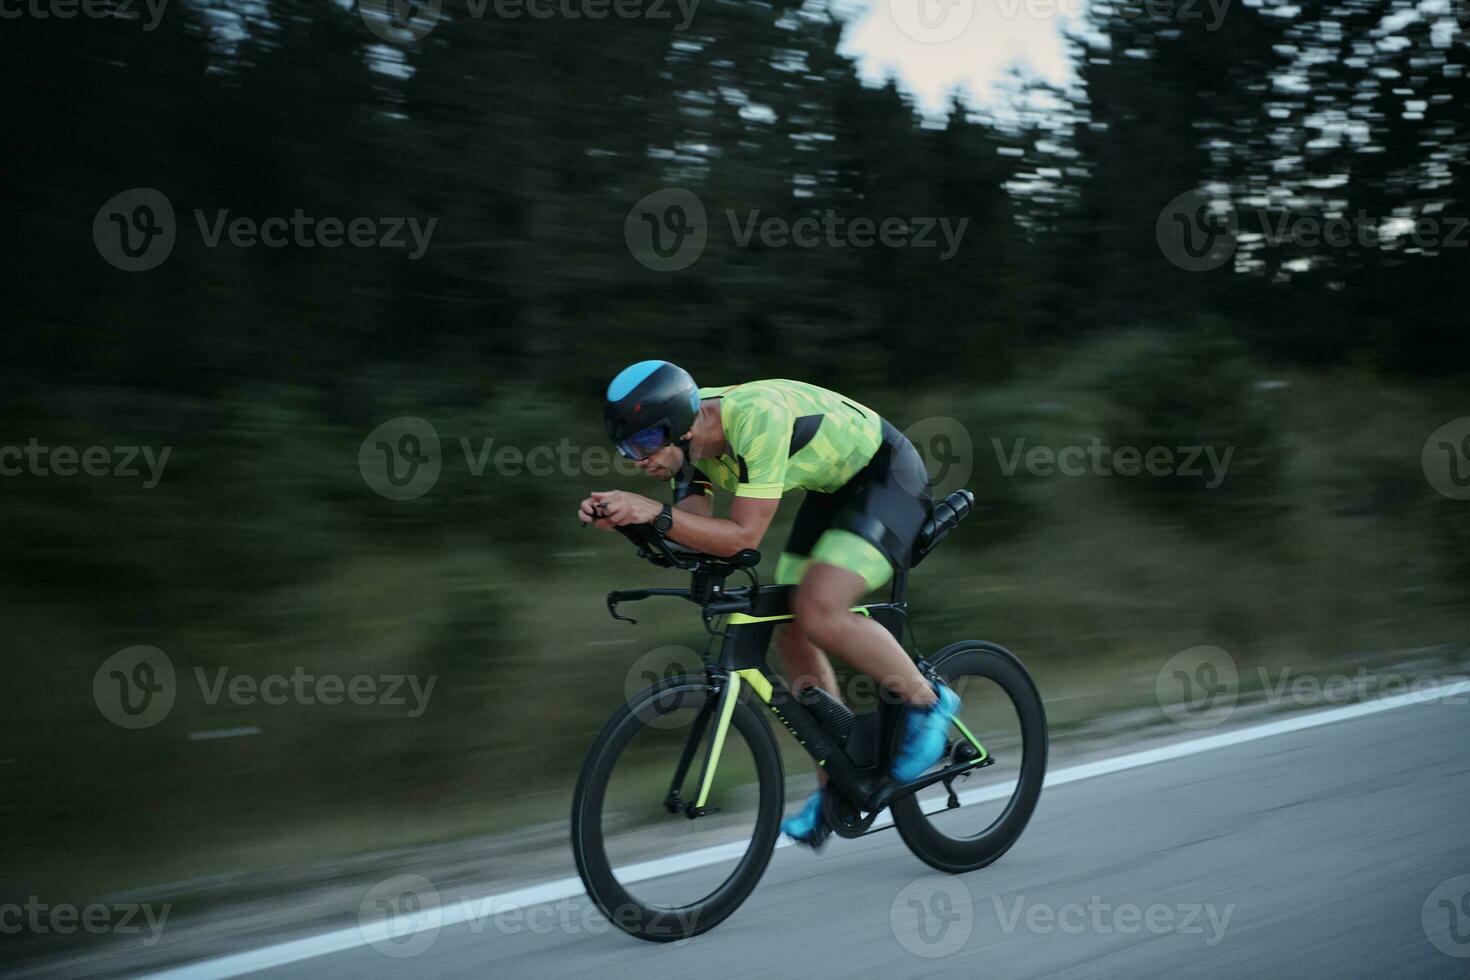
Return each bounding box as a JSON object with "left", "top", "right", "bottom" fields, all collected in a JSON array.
[{"left": 607, "top": 360, "right": 667, "bottom": 402}]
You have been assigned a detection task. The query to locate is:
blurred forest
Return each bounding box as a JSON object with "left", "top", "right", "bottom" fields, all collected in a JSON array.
[{"left": 2, "top": 0, "right": 1469, "bottom": 898}]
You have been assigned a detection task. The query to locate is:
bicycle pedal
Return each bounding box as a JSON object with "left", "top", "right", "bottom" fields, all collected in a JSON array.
[{"left": 684, "top": 804, "right": 721, "bottom": 819}]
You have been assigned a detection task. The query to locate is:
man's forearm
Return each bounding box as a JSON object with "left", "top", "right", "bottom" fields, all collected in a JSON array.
[{"left": 666, "top": 509, "right": 758, "bottom": 556}]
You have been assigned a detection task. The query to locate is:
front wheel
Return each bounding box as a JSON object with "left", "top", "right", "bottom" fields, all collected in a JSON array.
[
  {"left": 891, "top": 641, "right": 1048, "bottom": 873},
  {"left": 570, "top": 673, "right": 785, "bottom": 941}
]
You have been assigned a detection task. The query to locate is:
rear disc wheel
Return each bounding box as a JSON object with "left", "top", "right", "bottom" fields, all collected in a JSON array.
[{"left": 891, "top": 642, "right": 1048, "bottom": 873}]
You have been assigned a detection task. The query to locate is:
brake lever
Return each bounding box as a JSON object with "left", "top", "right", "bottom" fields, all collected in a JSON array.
[{"left": 607, "top": 588, "right": 651, "bottom": 624}]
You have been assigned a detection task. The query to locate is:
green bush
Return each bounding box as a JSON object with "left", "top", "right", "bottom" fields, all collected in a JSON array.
[{"left": 1101, "top": 328, "right": 1286, "bottom": 523}]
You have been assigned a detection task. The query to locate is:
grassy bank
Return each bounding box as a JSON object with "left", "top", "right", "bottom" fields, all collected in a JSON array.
[{"left": 4, "top": 332, "right": 1467, "bottom": 901}]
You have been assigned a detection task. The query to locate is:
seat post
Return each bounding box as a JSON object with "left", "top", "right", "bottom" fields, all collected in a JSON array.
[{"left": 889, "top": 566, "right": 909, "bottom": 605}]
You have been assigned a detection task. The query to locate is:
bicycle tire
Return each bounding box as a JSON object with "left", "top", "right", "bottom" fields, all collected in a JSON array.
[
  {"left": 570, "top": 674, "right": 785, "bottom": 941},
  {"left": 891, "top": 641, "right": 1048, "bottom": 873}
]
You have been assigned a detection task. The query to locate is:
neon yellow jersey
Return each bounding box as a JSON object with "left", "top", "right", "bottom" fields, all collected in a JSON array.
[{"left": 674, "top": 380, "right": 883, "bottom": 500}]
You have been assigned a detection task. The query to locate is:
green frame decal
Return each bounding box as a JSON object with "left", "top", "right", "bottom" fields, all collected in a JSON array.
[{"left": 695, "top": 672, "right": 742, "bottom": 808}]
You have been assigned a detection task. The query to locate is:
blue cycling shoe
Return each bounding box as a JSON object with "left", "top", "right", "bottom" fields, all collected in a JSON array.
[
  {"left": 781, "top": 787, "right": 832, "bottom": 850},
  {"left": 891, "top": 684, "right": 961, "bottom": 783}
]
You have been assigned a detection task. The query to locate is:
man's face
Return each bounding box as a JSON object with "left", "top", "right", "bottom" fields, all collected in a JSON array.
[{"left": 633, "top": 442, "right": 685, "bottom": 481}]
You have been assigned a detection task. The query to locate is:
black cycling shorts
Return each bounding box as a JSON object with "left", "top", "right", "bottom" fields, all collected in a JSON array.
[{"left": 776, "top": 421, "right": 933, "bottom": 590}]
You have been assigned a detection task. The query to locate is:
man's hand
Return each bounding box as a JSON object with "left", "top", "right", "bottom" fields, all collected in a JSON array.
[{"left": 578, "top": 490, "right": 663, "bottom": 528}]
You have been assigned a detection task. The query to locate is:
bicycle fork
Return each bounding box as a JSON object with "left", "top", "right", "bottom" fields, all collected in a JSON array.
[{"left": 664, "top": 671, "right": 745, "bottom": 819}]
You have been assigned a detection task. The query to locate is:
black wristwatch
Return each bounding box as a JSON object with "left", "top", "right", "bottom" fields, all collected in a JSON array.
[{"left": 653, "top": 503, "right": 674, "bottom": 536}]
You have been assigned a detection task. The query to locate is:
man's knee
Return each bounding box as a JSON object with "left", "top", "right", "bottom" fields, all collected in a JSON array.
[{"left": 793, "top": 593, "right": 849, "bottom": 653}]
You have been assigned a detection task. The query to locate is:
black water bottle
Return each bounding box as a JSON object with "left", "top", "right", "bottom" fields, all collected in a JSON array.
[{"left": 796, "top": 686, "right": 855, "bottom": 746}]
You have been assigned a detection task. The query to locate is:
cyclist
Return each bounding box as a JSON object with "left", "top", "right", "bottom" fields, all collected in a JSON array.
[{"left": 578, "top": 359, "right": 960, "bottom": 850}]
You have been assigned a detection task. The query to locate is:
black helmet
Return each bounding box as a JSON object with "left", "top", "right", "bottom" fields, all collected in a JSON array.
[{"left": 603, "top": 360, "right": 701, "bottom": 459}]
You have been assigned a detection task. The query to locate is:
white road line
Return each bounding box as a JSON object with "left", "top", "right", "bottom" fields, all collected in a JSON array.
[
  {"left": 188, "top": 728, "right": 262, "bottom": 741},
  {"left": 143, "top": 678, "right": 1470, "bottom": 980}
]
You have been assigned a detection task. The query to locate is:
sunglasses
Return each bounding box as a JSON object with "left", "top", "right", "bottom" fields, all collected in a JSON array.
[{"left": 615, "top": 424, "right": 673, "bottom": 461}]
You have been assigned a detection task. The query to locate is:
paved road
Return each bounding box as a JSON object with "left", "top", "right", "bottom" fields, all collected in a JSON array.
[{"left": 211, "top": 691, "right": 1470, "bottom": 979}]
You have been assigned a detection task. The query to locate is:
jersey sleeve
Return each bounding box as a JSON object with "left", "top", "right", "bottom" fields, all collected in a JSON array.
[{"left": 726, "top": 392, "right": 793, "bottom": 499}]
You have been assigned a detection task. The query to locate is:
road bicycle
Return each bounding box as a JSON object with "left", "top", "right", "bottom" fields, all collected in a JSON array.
[{"left": 570, "top": 489, "right": 1048, "bottom": 941}]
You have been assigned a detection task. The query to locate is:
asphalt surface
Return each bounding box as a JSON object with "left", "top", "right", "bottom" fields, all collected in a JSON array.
[{"left": 210, "top": 691, "right": 1470, "bottom": 979}]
